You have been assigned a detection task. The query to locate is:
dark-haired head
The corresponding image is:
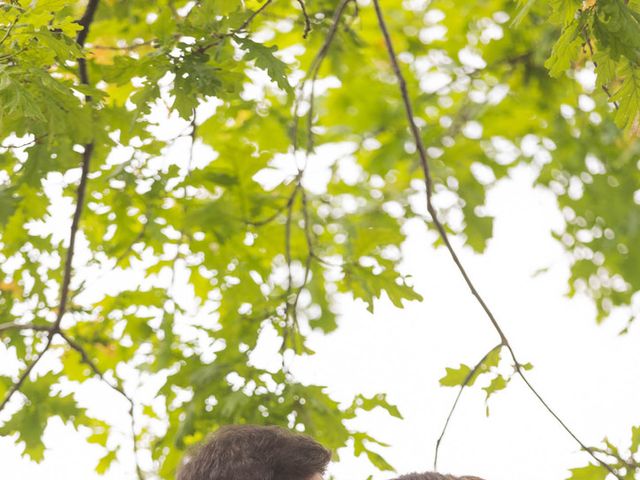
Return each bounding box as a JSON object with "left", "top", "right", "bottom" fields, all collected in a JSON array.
[
  {"left": 391, "top": 473, "right": 485, "bottom": 480},
  {"left": 177, "top": 424, "right": 331, "bottom": 480}
]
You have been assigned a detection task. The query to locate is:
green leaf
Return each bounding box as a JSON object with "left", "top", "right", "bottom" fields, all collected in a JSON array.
[
  {"left": 549, "top": 0, "right": 582, "bottom": 26},
  {"left": 545, "top": 19, "right": 583, "bottom": 77},
  {"left": 483, "top": 375, "right": 507, "bottom": 402},
  {"left": 236, "top": 37, "right": 293, "bottom": 93},
  {"left": 96, "top": 448, "right": 118, "bottom": 475},
  {"left": 566, "top": 464, "right": 609, "bottom": 480},
  {"left": 440, "top": 364, "right": 474, "bottom": 387},
  {"left": 631, "top": 425, "right": 640, "bottom": 453},
  {"left": 610, "top": 64, "right": 640, "bottom": 131}
]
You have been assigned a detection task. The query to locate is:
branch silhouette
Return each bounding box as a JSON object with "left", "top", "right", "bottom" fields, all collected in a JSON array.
[{"left": 371, "top": 1, "right": 622, "bottom": 477}]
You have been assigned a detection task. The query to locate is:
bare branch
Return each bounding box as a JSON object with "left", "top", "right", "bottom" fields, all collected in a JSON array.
[{"left": 371, "top": 1, "right": 622, "bottom": 477}]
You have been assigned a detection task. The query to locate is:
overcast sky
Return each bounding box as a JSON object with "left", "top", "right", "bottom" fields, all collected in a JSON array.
[{"left": 2, "top": 162, "right": 639, "bottom": 480}]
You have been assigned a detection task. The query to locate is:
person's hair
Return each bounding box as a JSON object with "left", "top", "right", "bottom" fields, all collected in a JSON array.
[
  {"left": 177, "top": 424, "right": 332, "bottom": 480},
  {"left": 392, "top": 474, "right": 485, "bottom": 480}
]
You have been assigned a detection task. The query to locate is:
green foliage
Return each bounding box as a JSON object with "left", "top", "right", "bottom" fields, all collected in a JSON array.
[
  {"left": 545, "top": 17, "right": 584, "bottom": 78},
  {"left": 1, "top": 0, "right": 640, "bottom": 477},
  {"left": 438, "top": 345, "right": 509, "bottom": 415},
  {"left": 0, "top": 373, "right": 87, "bottom": 462},
  {"left": 567, "top": 464, "right": 610, "bottom": 480}
]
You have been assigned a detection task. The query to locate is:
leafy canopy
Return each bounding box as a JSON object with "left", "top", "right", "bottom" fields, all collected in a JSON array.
[{"left": 1, "top": 0, "right": 640, "bottom": 478}]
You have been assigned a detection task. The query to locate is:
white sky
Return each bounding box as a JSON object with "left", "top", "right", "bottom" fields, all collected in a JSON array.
[{"left": 2, "top": 163, "right": 639, "bottom": 480}]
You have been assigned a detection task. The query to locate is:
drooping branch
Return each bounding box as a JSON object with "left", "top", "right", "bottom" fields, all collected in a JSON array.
[
  {"left": 58, "top": 331, "right": 145, "bottom": 480},
  {"left": 433, "top": 344, "right": 502, "bottom": 469},
  {"left": 371, "top": 1, "right": 622, "bottom": 478},
  {"left": 292, "top": 0, "right": 354, "bottom": 153},
  {"left": 281, "top": 0, "right": 354, "bottom": 355}
]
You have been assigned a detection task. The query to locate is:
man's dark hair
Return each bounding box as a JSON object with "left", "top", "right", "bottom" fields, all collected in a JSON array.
[
  {"left": 177, "top": 424, "right": 332, "bottom": 480},
  {"left": 392, "top": 474, "right": 485, "bottom": 480}
]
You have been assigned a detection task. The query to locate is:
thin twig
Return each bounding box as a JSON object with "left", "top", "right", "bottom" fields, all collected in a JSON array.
[
  {"left": 59, "top": 332, "right": 125, "bottom": 395},
  {"left": 295, "top": 0, "right": 312, "bottom": 38},
  {"left": 90, "top": 39, "right": 157, "bottom": 51},
  {"left": 434, "top": 344, "right": 502, "bottom": 469},
  {"left": 0, "top": 10, "right": 19, "bottom": 47},
  {"left": 282, "top": 0, "right": 352, "bottom": 354},
  {"left": 238, "top": 0, "right": 274, "bottom": 33},
  {"left": 290, "top": 189, "right": 314, "bottom": 349},
  {"left": 371, "top": 2, "right": 622, "bottom": 478},
  {"left": 292, "top": 0, "right": 353, "bottom": 153},
  {"left": 59, "top": 331, "right": 145, "bottom": 480},
  {"left": 0, "top": 2, "right": 25, "bottom": 12},
  {"left": 0, "top": 322, "right": 51, "bottom": 334},
  {"left": 0, "top": 135, "right": 45, "bottom": 150},
  {"left": 52, "top": 142, "right": 93, "bottom": 335},
  {"left": 0, "top": 345, "right": 49, "bottom": 411},
  {"left": 281, "top": 182, "right": 302, "bottom": 353}
]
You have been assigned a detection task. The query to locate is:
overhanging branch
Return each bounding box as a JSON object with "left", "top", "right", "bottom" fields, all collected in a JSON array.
[{"left": 371, "top": 1, "right": 622, "bottom": 477}]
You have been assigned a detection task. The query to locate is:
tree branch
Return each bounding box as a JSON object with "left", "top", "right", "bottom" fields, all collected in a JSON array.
[
  {"left": 292, "top": 0, "right": 353, "bottom": 153},
  {"left": 76, "top": 0, "right": 100, "bottom": 48},
  {"left": 282, "top": 0, "right": 353, "bottom": 355},
  {"left": 0, "top": 0, "right": 101, "bottom": 416},
  {"left": 434, "top": 344, "right": 502, "bottom": 469},
  {"left": 295, "top": 0, "right": 311, "bottom": 39},
  {"left": 371, "top": 2, "right": 622, "bottom": 478},
  {"left": 0, "top": 345, "right": 49, "bottom": 411},
  {"left": 0, "top": 322, "right": 51, "bottom": 334},
  {"left": 238, "top": 0, "right": 274, "bottom": 33},
  {"left": 59, "top": 331, "right": 145, "bottom": 480}
]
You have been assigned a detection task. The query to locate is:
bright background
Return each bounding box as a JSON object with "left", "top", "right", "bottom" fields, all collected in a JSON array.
[{"left": 2, "top": 161, "right": 639, "bottom": 480}]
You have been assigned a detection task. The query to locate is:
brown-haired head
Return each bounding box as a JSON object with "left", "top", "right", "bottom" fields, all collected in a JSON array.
[
  {"left": 177, "top": 424, "right": 331, "bottom": 480},
  {"left": 392, "top": 473, "right": 486, "bottom": 480}
]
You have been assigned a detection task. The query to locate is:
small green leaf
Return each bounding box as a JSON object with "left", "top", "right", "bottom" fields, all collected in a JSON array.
[
  {"left": 566, "top": 464, "right": 609, "bottom": 480},
  {"left": 440, "top": 364, "right": 474, "bottom": 387},
  {"left": 96, "top": 448, "right": 118, "bottom": 475},
  {"left": 237, "top": 37, "right": 292, "bottom": 93},
  {"left": 545, "top": 19, "right": 583, "bottom": 77}
]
